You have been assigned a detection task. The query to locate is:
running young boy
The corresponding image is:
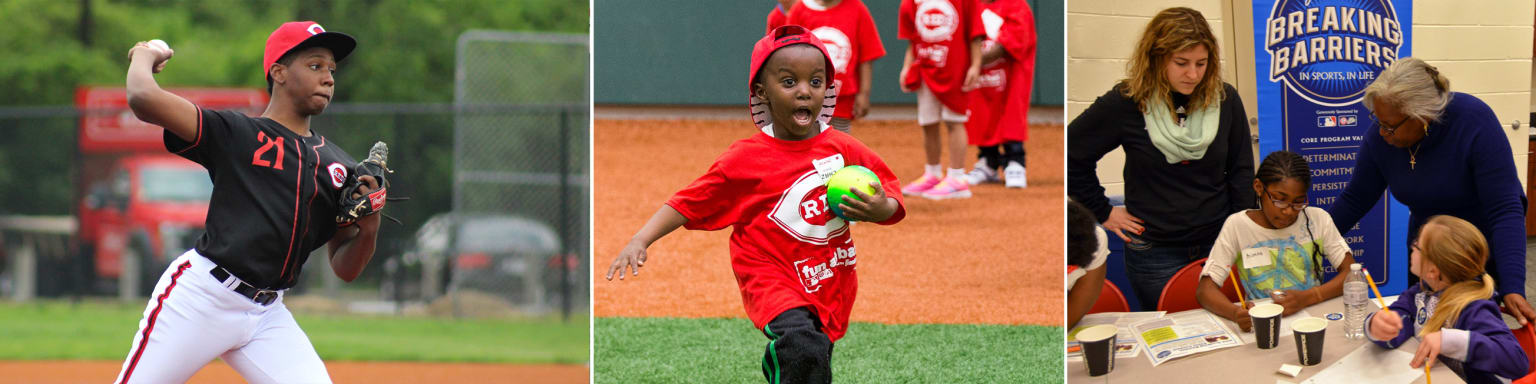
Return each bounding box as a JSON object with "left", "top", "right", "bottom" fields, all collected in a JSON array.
[
  {"left": 605, "top": 25, "right": 905, "bottom": 383},
  {"left": 115, "top": 21, "right": 388, "bottom": 383},
  {"left": 786, "top": 0, "right": 885, "bottom": 133},
  {"left": 897, "top": 0, "right": 986, "bottom": 200},
  {"left": 963, "top": 0, "right": 1035, "bottom": 188}
]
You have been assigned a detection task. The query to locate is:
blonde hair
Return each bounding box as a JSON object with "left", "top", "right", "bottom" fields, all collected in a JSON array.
[
  {"left": 1416, "top": 215, "right": 1497, "bottom": 336},
  {"left": 1121, "top": 7, "right": 1223, "bottom": 114},
  {"left": 1362, "top": 57, "right": 1453, "bottom": 127}
]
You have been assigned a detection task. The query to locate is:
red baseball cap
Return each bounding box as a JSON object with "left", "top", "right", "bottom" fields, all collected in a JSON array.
[
  {"left": 748, "top": 25, "right": 835, "bottom": 94},
  {"left": 747, "top": 25, "right": 838, "bottom": 130},
  {"left": 263, "top": 21, "right": 356, "bottom": 82}
]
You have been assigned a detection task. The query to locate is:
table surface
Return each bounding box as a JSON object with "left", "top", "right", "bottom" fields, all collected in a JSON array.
[{"left": 1067, "top": 297, "right": 1463, "bottom": 383}]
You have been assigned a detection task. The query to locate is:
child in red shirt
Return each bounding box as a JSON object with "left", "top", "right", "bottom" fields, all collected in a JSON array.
[
  {"left": 786, "top": 0, "right": 885, "bottom": 133},
  {"left": 963, "top": 0, "right": 1035, "bottom": 189},
  {"left": 897, "top": 0, "right": 986, "bottom": 200},
  {"left": 765, "top": 0, "right": 796, "bottom": 34},
  {"left": 606, "top": 26, "right": 906, "bottom": 383}
]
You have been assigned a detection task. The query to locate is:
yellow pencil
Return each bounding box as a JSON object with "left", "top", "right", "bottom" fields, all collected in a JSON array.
[
  {"left": 1229, "top": 272, "right": 1246, "bottom": 308},
  {"left": 1363, "top": 268, "right": 1387, "bottom": 308},
  {"left": 1425, "top": 366, "right": 1431, "bottom": 384}
]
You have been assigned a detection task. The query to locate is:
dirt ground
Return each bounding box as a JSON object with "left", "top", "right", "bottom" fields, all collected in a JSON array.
[
  {"left": 0, "top": 360, "right": 589, "bottom": 383},
  {"left": 592, "top": 119, "right": 1063, "bottom": 326}
]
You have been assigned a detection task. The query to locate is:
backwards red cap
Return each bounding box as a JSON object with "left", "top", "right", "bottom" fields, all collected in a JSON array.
[
  {"left": 263, "top": 21, "right": 356, "bottom": 82},
  {"left": 747, "top": 25, "right": 839, "bottom": 130}
]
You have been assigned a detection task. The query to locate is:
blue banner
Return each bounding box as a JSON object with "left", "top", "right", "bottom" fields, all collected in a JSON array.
[{"left": 1252, "top": 0, "right": 1412, "bottom": 295}]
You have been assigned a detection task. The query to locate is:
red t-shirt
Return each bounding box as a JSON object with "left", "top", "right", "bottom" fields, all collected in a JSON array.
[
  {"left": 787, "top": 0, "right": 886, "bottom": 119},
  {"left": 666, "top": 126, "right": 905, "bottom": 342},
  {"left": 899, "top": 0, "right": 984, "bottom": 113},
  {"left": 766, "top": 5, "right": 789, "bottom": 35},
  {"left": 967, "top": 0, "right": 1035, "bottom": 146}
]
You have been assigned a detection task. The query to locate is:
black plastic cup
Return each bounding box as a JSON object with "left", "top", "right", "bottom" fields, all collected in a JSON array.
[
  {"left": 1291, "top": 317, "right": 1328, "bottom": 366},
  {"left": 1249, "top": 303, "right": 1284, "bottom": 349},
  {"left": 1076, "top": 324, "right": 1118, "bottom": 377}
]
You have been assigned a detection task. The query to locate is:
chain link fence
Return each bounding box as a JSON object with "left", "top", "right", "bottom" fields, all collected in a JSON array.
[{"left": 0, "top": 31, "right": 589, "bottom": 321}]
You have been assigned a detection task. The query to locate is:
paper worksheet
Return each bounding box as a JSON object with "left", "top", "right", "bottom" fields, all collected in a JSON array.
[
  {"left": 1132, "top": 310, "right": 1244, "bottom": 366},
  {"left": 1302, "top": 340, "right": 1423, "bottom": 384},
  {"left": 1067, "top": 311, "right": 1162, "bottom": 361}
]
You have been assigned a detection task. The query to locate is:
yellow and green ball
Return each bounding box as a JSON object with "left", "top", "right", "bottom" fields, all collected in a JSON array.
[{"left": 826, "top": 165, "right": 881, "bottom": 221}]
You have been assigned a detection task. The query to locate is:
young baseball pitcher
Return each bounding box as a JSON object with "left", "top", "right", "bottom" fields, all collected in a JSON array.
[
  {"left": 605, "top": 25, "right": 906, "bottom": 383},
  {"left": 114, "top": 21, "right": 393, "bottom": 383}
]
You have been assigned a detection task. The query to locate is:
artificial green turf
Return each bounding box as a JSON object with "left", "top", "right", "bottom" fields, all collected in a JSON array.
[
  {"left": 0, "top": 300, "right": 588, "bottom": 364},
  {"left": 595, "top": 316, "right": 1062, "bottom": 383}
]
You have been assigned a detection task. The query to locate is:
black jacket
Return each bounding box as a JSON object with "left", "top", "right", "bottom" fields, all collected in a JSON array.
[{"left": 1067, "top": 83, "right": 1255, "bottom": 245}]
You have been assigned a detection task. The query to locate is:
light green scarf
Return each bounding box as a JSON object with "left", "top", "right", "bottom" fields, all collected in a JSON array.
[{"left": 1144, "top": 96, "right": 1222, "bottom": 163}]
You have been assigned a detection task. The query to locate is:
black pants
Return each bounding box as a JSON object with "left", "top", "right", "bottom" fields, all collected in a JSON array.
[
  {"left": 978, "top": 141, "right": 1026, "bottom": 169},
  {"left": 761, "top": 307, "right": 833, "bottom": 384}
]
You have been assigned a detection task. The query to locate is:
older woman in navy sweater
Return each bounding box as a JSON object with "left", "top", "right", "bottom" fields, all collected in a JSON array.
[{"left": 1330, "top": 57, "right": 1535, "bottom": 324}]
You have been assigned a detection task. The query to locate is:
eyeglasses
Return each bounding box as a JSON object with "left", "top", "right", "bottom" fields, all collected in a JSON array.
[
  {"left": 1374, "top": 116, "right": 1412, "bottom": 136},
  {"left": 1264, "top": 189, "right": 1307, "bottom": 211}
]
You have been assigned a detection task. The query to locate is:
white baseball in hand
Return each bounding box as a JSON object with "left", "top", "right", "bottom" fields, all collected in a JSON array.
[
  {"left": 148, "top": 39, "right": 170, "bottom": 52},
  {"left": 143, "top": 39, "right": 173, "bottom": 73}
]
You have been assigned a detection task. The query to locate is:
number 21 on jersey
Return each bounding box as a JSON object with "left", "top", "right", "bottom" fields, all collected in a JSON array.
[{"left": 252, "top": 131, "right": 285, "bottom": 170}]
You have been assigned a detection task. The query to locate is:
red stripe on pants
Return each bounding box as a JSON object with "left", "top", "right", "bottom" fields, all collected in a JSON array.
[{"left": 118, "top": 261, "right": 193, "bottom": 384}]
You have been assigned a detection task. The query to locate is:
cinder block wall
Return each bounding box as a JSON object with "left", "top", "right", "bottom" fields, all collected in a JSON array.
[{"left": 1412, "top": 0, "right": 1533, "bottom": 188}]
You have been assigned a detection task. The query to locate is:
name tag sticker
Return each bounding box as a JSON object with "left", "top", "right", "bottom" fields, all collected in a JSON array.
[
  {"left": 1241, "top": 248, "right": 1273, "bottom": 269},
  {"left": 813, "top": 154, "right": 845, "bottom": 180}
]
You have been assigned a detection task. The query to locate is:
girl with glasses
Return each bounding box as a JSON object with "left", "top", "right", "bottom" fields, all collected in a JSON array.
[{"left": 1196, "top": 151, "right": 1357, "bottom": 332}]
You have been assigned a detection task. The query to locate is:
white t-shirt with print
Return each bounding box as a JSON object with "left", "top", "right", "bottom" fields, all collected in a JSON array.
[{"left": 1201, "top": 207, "right": 1351, "bottom": 299}]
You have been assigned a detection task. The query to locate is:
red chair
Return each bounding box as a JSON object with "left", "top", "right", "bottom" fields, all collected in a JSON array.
[
  {"left": 1087, "top": 280, "right": 1130, "bottom": 314},
  {"left": 1156, "top": 258, "right": 1240, "bottom": 313},
  {"left": 1503, "top": 305, "right": 1536, "bottom": 381}
]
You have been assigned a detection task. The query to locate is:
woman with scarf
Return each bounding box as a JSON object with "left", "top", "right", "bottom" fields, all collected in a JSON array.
[{"left": 1067, "top": 7, "right": 1254, "bottom": 311}]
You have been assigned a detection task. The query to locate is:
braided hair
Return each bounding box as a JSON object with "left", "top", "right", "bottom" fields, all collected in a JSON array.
[{"left": 1255, "top": 150, "right": 1310, "bottom": 188}]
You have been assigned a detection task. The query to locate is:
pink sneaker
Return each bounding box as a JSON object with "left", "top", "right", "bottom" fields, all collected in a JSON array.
[
  {"left": 901, "top": 173, "right": 942, "bottom": 196},
  {"left": 922, "top": 177, "right": 973, "bottom": 200}
]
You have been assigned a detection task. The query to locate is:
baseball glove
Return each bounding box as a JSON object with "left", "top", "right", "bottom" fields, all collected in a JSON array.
[{"left": 337, "top": 141, "right": 403, "bottom": 225}]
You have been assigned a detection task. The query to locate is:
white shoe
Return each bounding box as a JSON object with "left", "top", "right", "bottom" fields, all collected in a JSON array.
[
  {"left": 1005, "top": 161, "right": 1026, "bottom": 188},
  {"left": 963, "top": 159, "right": 1001, "bottom": 185}
]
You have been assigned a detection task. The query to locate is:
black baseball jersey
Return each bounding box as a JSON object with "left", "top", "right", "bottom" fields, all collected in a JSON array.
[{"left": 166, "top": 107, "right": 358, "bottom": 289}]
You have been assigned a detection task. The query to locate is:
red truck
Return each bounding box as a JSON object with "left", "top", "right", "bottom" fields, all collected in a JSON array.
[{"left": 74, "top": 87, "right": 266, "bottom": 295}]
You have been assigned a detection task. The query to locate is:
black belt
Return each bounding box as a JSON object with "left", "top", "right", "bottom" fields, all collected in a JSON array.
[{"left": 210, "top": 267, "right": 280, "bottom": 306}]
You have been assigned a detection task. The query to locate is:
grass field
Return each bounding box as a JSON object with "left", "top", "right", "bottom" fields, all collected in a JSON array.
[
  {"left": 0, "top": 300, "right": 589, "bottom": 364},
  {"left": 594, "top": 316, "right": 1062, "bottom": 383}
]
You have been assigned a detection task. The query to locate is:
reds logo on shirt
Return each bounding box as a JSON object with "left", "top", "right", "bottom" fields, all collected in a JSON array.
[
  {"left": 770, "top": 170, "right": 849, "bottom": 245},
  {"left": 327, "top": 163, "right": 347, "bottom": 188},
  {"left": 915, "top": 0, "right": 959, "bottom": 43},
  {"left": 811, "top": 26, "right": 853, "bottom": 74}
]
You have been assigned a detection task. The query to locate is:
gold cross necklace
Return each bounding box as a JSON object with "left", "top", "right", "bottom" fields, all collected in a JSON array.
[{"left": 1409, "top": 143, "right": 1422, "bottom": 170}]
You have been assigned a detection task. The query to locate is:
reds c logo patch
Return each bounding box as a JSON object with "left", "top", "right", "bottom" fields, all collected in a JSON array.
[
  {"left": 327, "top": 163, "right": 347, "bottom": 188},
  {"left": 769, "top": 170, "right": 848, "bottom": 245}
]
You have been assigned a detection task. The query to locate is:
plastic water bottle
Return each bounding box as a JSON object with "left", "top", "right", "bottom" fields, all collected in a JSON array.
[{"left": 1343, "top": 264, "right": 1369, "bottom": 340}]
